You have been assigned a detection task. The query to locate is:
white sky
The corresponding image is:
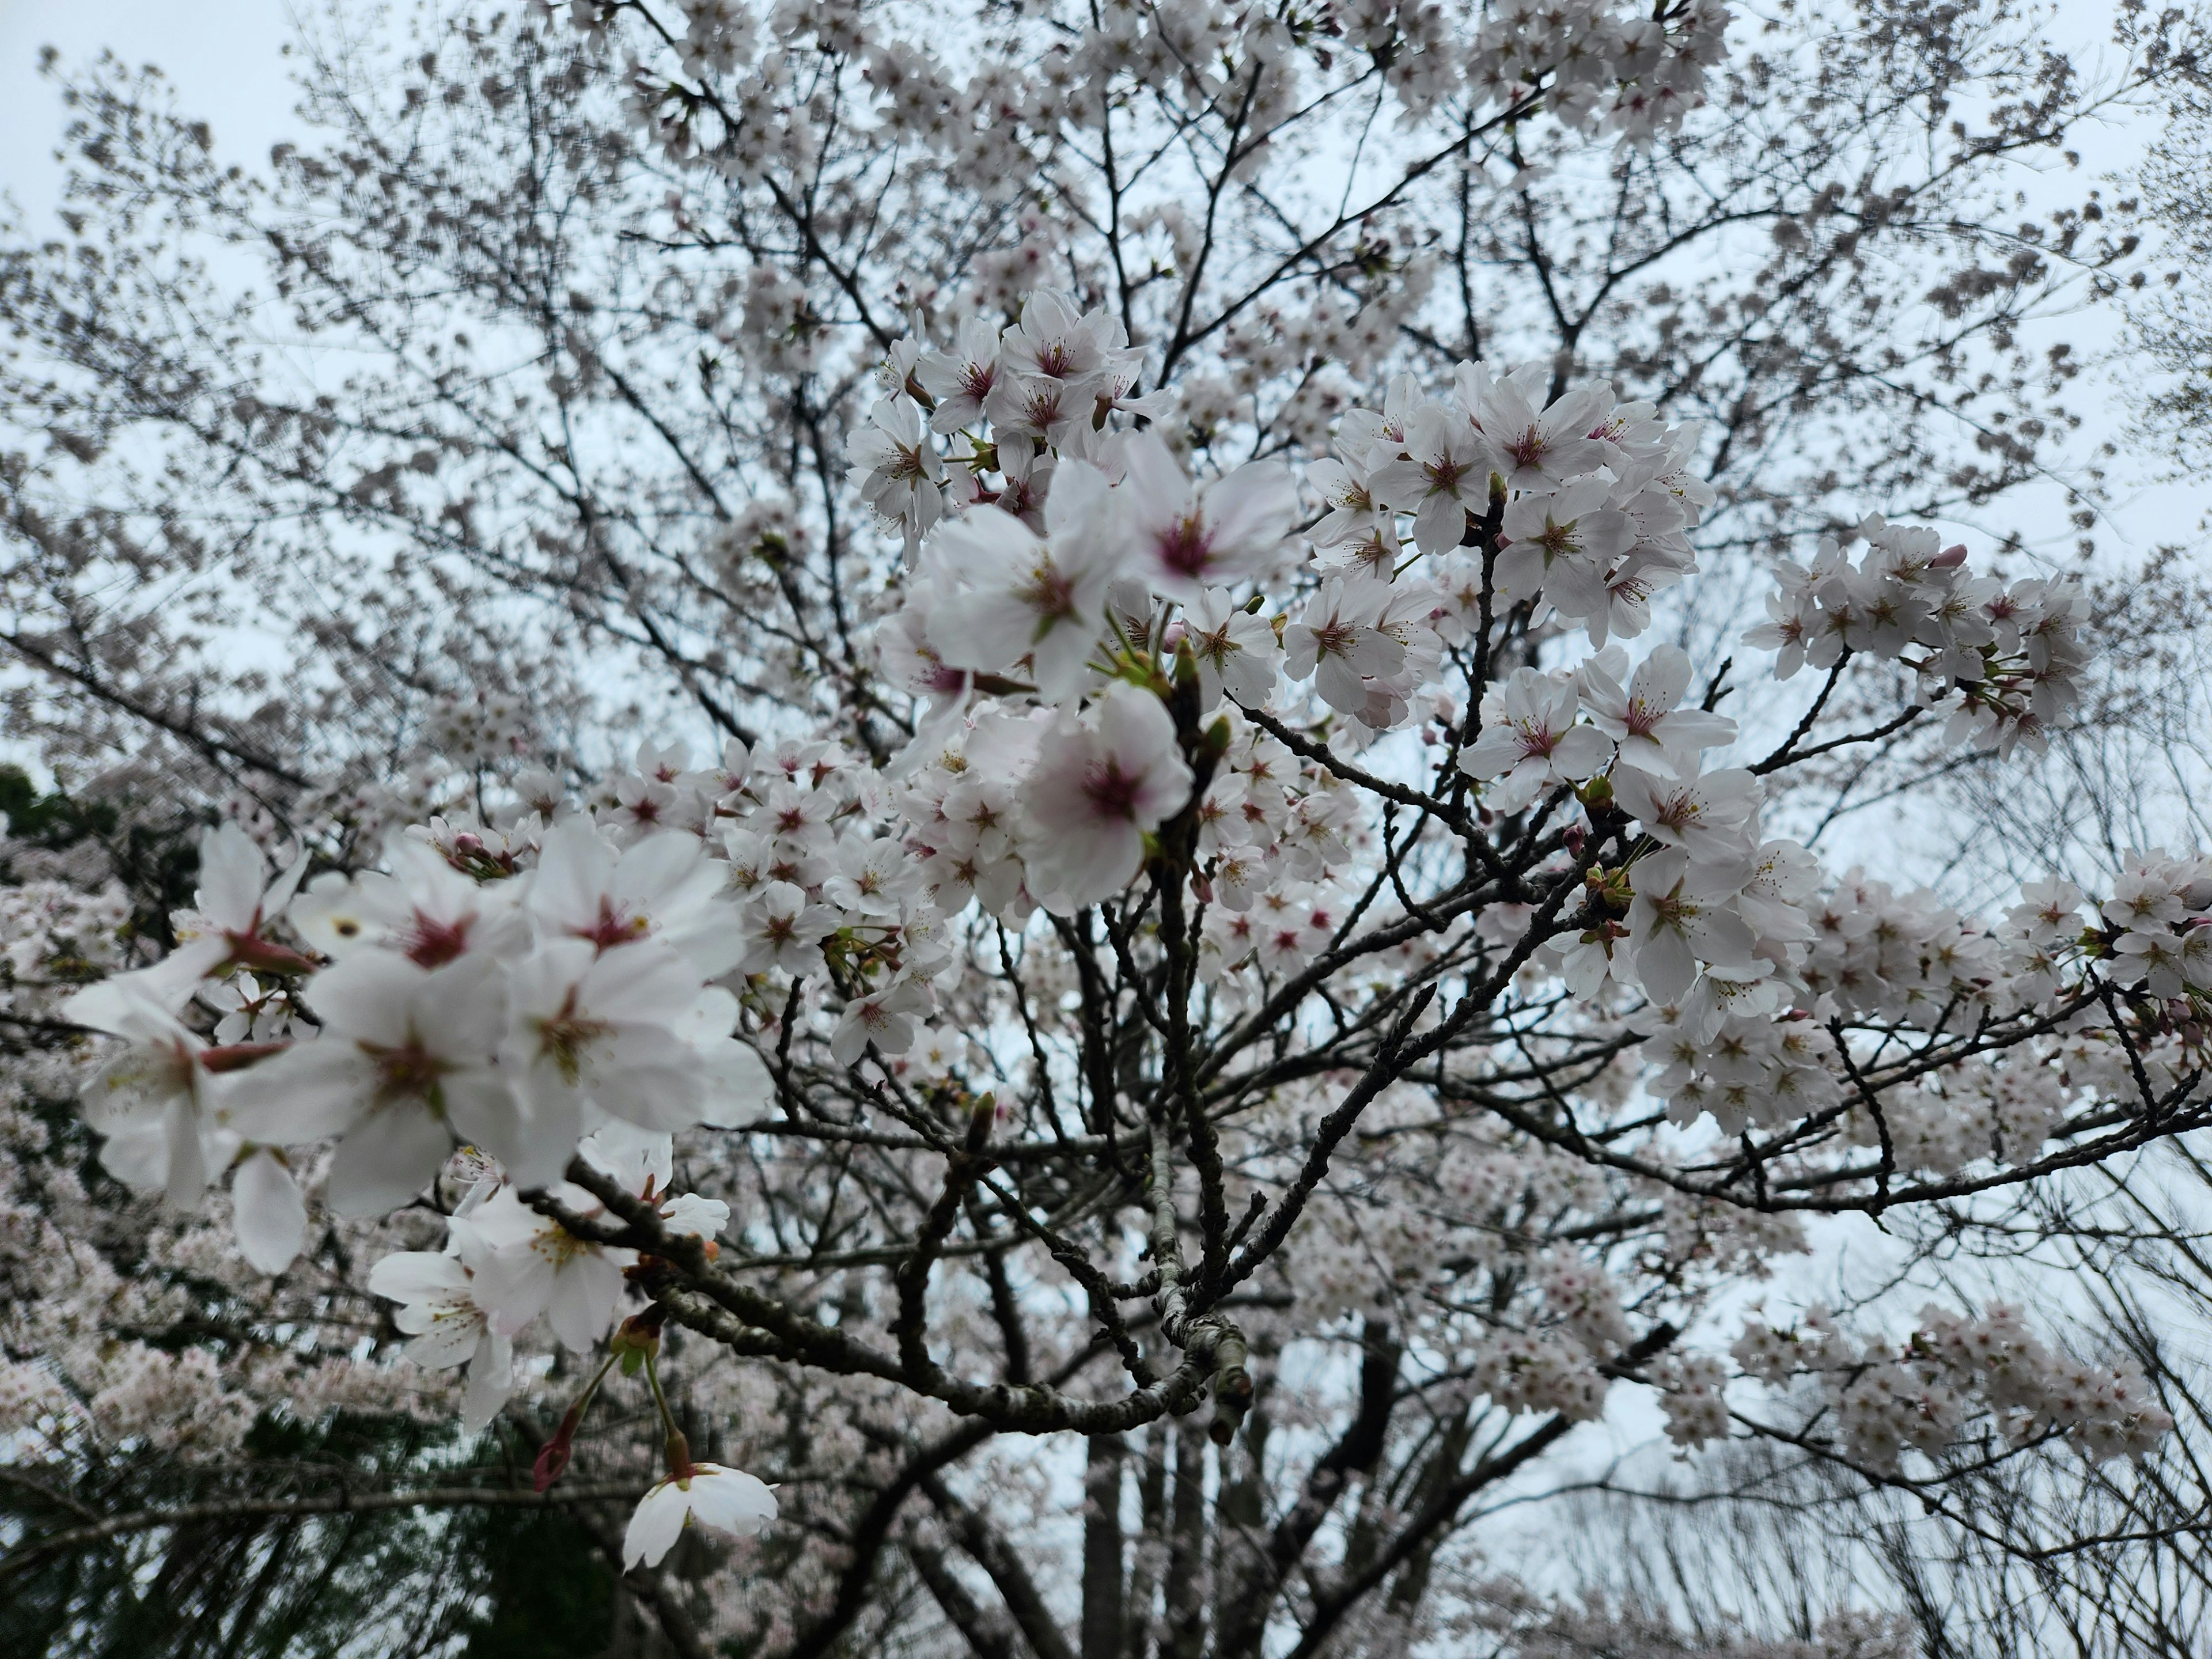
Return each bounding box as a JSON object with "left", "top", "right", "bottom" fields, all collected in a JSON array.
[{"left": 0, "top": 0, "right": 299, "bottom": 219}]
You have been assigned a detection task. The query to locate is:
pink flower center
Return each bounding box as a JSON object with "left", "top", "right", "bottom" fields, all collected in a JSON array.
[
  {"left": 1155, "top": 514, "right": 1214, "bottom": 578},
  {"left": 363, "top": 1039, "right": 448, "bottom": 1103},
  {"left": 401, "top": 911, "right": 474, "bottom": 969},
  {"left": 1505, "top": 428, "right": 1548, "bottom": 470},
  {"left": 578, "top": 897, "right": 651, "bottom": 952},
  {"left": 1313, "top": 618, "right": 1358, "bottom": 658},
  {"left": 1083, "top": 760, "right": 1145, "bottom": 821},
  {"left": 1423, "top": 456, "right": 1466, "bottom": 497},
  {"left": 1017, "top": 558, "right": 1077, "bottom": 622}
]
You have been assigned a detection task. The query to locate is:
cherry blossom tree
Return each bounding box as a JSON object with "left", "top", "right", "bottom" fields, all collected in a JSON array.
[{"left": 5, "top": 1, "right": 2212, "bottom": 1655}]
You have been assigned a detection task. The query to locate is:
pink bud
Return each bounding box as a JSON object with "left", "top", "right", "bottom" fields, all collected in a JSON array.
[
  {"left": 532, "top": 1437, "right": 571, "bottom": 1493},
  {"left": 1930, "top": 543, "right": 1969, "bottom": 568},
  {"left": 533, "top": 1403, "right": 584, "bottom": 1492}
]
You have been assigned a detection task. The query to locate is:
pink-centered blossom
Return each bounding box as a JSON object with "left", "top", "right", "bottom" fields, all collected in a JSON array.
[
  {"left": 1117, "top": 432, "right": 1296, "bottom": 601},
  {"left": 1021, "top": 684, "right": 1194, "bottom": 912},
  {"left": 1578, "top": 644, "right": 1737, "bottom": 778},
  {"left": 928, "top": 459, "right": 1126, "bottom": 704},
  {"left": 1368, "top": 404, "right": 1490, "bottom": 556},
  {"left": 224, "top": 952, "right": 526, "bottom": 1215},
  {"left": 1183, "top": 587, "right": 1282, "bottom": 709},
  {"left": 846, "top": 395, "right": 945, "bottom": 556},
  {"left": 1458, "top": 667, "right": 1612, "bottom": 813}
]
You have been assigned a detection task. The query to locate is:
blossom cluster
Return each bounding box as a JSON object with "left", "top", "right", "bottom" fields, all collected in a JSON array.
[
  {"left": 602, "top": 0, "right": 1735, "bottom": 192},
  {"left": 1700, "top": 1303, "right": 2175, "bottom": 1471},
  {"left": 0, "top": 870, "right": 130, "bottom": 1025},
  {"left": 1747, "top": 516, "right": 2090, "bottom": 757},
  {"left": 368, "top": 1129, "right": 726, "bottom": 1433},
  {"left": 59, "top": 817, "right": 771, "bottom": 1274},
  {"left": 1638, "top": 848, "right": 2210, "bottom": 1160}
]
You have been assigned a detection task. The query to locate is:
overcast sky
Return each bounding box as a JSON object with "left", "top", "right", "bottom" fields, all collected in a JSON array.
[{"left": 0, "top": 0, "right": 299, "bottom": 220}]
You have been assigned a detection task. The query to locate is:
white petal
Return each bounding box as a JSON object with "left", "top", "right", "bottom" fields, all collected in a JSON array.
[
  {"left": 472, "top": 1245, "right": 556, "bottom": 1338},
  {"left": 623, "top": 1482, "right": 692, "bottom": 1570},
  {"left": 368, "top": 1250, "right": 471, "bottom": 1301},
  {"left": 196, "top": 823, "right": 268, "bottom": 931},
  {"left": 405, "top": 1311, "right": 488, "bottom": 1370},
  {"left": 161, "top": 1094, "right": 209, "bottom": 1213},
  {"left": 327, "top": 1103, "right": 452, "bottom": 1217},
  {"left": 221, "top": 1037, "right": 380, "bottom": 1145},
  {"left": 411, "top": 953, "right": 511, "bottom": 1056},
  {"left": 547, "top": 1252, "right": 624, "bottom": 1353},
  {"left": 232, "top": 1149, "right": 308, "bottom": 1274},
  {"left": 684, "top": 1465, "right": 778, "bottom": 1536},
  {"left": 460, "top": 1330, "right": 515, "bottom": 1433}
]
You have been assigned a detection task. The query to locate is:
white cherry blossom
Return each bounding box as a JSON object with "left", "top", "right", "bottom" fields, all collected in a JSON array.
[
  {"left": 1116, "top": 432, "right": 1296, "bottom": 601},
  {"left": 927, "top": 459, "right": 1126, "bottom": 703},
  {"left": 1021, "top": 683, "right": 1194, "bottom": 911},
  {"left": 623, "top": 1461, "right": 778, "bottom": 1570},
  {"left": 1458, "top": 667, "right": 1612, "bottom": 813},
  {"left": 223, "top": 952, "right": 525, "bottom": 1215},
  {"left": 1578, "top": 644, "right": 1738, "bottom": 778}
]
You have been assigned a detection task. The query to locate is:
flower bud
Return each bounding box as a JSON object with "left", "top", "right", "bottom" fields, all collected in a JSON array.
[{"left": 533, "top": 1403, "right": 584, "bottom": 1493}]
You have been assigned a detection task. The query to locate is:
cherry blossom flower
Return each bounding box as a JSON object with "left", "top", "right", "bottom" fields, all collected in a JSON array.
[
  {"left": 1282, "top": 577, "right": 1403, "bottom": 714},
  {"left": 1183, "top": 587, "right": 1282, "bottom": 709},
  {"left": 927, "top": 459, "right": 1126, "bottom": 703},
  {"left": 824, "top": 836, "right": 922, "bottom": 917},
  {"left": 223, "top": 953, "right": 525, "bottom": 1216},
  {"left": 467, "top": 1184, "right": 635, "bottom": 1353},
  {"left": 1612, "top": 766, "right": 1762, "bottom": 865},
  {"left": 1457, "top": 667, "right": 1612, "bottom": 812},
  {"left": 150, "top": 823, "right": 313, "bottom": 995},
  {"left": 1021, "top": 683, "right": 1194, "bottom": 911},
  {"left": 916, "top": 315, "right": 1003, "bottom": 432},
  {"left": 1491, "top": 476, "right": 1636, "bottom": 613},
  {"left": 997, "top": 288, "right": 1110, "bottom": 384},
  {"left": 623, "top": 1461, "right": 778, "bottom": 1570},
  {"left": 290, "top": 834, "right": 529, "bottom": 967},
  {"left": 758, "top": 780, "right": 839, "bottom": 853},
  {"left": 503, "top": 938, "right": 769, "bottom": 1138},
  {"left": 1677, "top": 959, "right": 1788, "bottom": 1041},
  {"left": 2005, "top": 878, "right": 2086, "bottom": 945},
  {"left": 737, "top": 880, "right": 838, "bottom": 974},
  {"left": 525, "top": 818, "right": 748, "bottom": 978},
  {"left": 831, "top": 977, "right": 931, "bottom": 1065},
  {"left": 1625, "top": 849, "right": 1759, "bottom": 1001},
  {"left": 1368, "top": 403, "right": 1490, "bottom": 556},
  {"left": 1116, "top": 432, "right": 1296, "bottom": 601},
  {"left": 2112, "top": 928, "right": 2186, "bottom": 999},
  {"left": 846, "top": 395, "right": 945, "bottom": 556},
  {"left": 366, "top": 1244, "right": 516, "bottom": 1431},
  {"left": 1578, "top": 644, "right": 1737, "bottom": 778},
  {"left": 984, "top": 373, "right": 1092, "bottom": 456},
  {"left": 1461, "top": 362, "right": 1612, "bottom": 495},
  {"left": 1305, "top": 448, "right": 1386, "bottom": 548},
  {"left": 63, "top": 974, "right": 230, "bottom": 1213},
  {"left": 1743, "top": 559, "right": 1821, "bottom": 679},
  {"left": 204, "top": 972, "right": 300, "bottom": 1044}
]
